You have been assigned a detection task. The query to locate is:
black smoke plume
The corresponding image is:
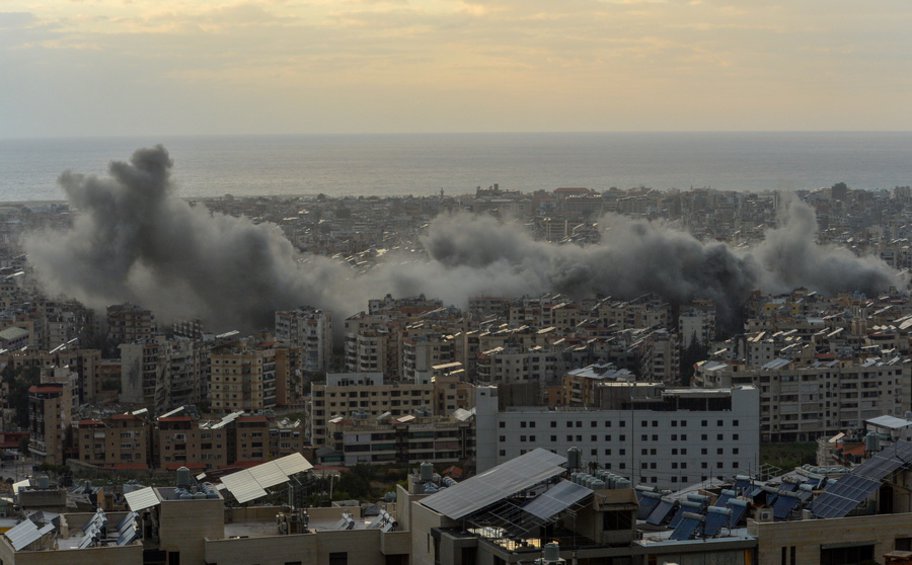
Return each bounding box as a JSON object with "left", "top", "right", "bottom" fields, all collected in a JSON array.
[{"left": 23, "top": 146, "right": 904, "bottom": 331}]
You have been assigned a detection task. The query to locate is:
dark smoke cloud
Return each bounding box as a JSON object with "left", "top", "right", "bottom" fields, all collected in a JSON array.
[{"left": 23, "top": 146, "right": 905, "bottom": 331}]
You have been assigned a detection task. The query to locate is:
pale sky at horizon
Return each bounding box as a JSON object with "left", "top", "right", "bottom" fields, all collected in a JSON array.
[{"left": 1, "top": 0, "right": 910, "bottom": 138}]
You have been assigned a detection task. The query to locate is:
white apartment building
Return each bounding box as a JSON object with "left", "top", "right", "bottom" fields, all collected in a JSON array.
[
  {"left": 274, "top": 307, "right": 333, "bottom": 373},
  {"left": 475, "top": 384, "right": 760, "bottom": 490}
]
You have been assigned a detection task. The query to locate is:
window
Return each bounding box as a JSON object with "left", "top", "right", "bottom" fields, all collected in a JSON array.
[
  {"left": 701, "top": 420, "right": 708, "bottom": 427},
  {"left": 733, "top": 434, "right": 740, "bottom": 441},
  {"left": 329, "top": 552, "right": 349, "bottom": 565},
  {"left": 520, "top": 422, "right": 527, "bottom": 428},
  {"left": 603, "top": 510, "right": 632, "bottom": 530},
  {"left": 550, "top": 421, "right": 557, "bottom": 428},
  {"left": 551, "top": 435, "right": 557, "bottom": 442},
  {"left": 820, "top": 544, "right": 873, "bottom": 565},
  {"left": 499, "top": 422, "right": 505, "bottom": 428},
  {"left": 717, "top": 448, "right": 724, "bottom": 455},
  {"left": 733, "top": 420, "right": 739, "bottom": 427},
  {"left": 896, "top": 538, "right": 912, "bottom": 551}
]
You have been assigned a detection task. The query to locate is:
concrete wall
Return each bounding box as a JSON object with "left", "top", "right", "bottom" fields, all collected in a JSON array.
[
  {"left": 751, "top": 512, "right": 912, "bottom": 565},
  {"left": 158, "top": 498, "right": 224, "bottom": 565},
  {"left": 205, "top": 529, "right": 385, "bottom": 565},
  {"left": 0, "top": 538, "right": 143, "bottom": 565}
]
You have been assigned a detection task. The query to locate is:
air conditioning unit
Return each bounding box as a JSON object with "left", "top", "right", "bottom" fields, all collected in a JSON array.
[{"left": 755, "top": 508, "right": 774, "bottom": 522}]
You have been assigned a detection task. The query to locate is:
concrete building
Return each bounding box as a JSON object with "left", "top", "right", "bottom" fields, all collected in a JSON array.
[
  {"left": 77, "top": 409, "right": 150, "bottom": 470},
  {"left": 310, "top": 373, "right": 474, "bottom": 448},
  {"left": 106, "top": 303, "right": 155, "bottom": 346},
  {"left": 324, "top": 411, "right": 475, "bottom": 466},
  {"left": 27, "top": 382, "right": 72, "bottom": 466},
  {"left": 694, "top": 356, "right": 911, "bottom": 441},
  {"left": 275, "top": 306, "right": 333, "bottom": 374},
  {"left": 210, "top": 340, "right": 277, "bottom": 412},
  {"left": 119, "top": 340, "right": 164, "bottom": 408},
  {"left": 476, "top": 384, "right": 761, "bottom": 490}
]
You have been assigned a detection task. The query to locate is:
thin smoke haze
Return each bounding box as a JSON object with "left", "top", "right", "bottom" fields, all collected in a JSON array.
[{"left": 22, "top": 146, "right": 905, "bottom": 331}]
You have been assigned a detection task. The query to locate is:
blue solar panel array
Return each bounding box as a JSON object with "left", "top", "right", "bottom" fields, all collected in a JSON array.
[
  {"left": 727, "top": 498, "right": 749, "bottom": 526},
  {"left": 715, "top": 489, "right": 736, "bottom": 509},
  {"left": 636, "top": 490, "right": 662, "bottom": 520},
  {"left": 703, "top": 506, "right": 732, "bottom": 537},
  {"left": 772, "top": 492, "right": 801, "bottom": 520},
  {"left": 812, "top": 440, "right": 912, "bottom": 519},
  {"left": 669, "top": 500, "right": 703, "bottom": 528},
  {"left": 669, "top": 512, "right": 703, "bottom": 541},
  {"left": 645, "top": 497, "right": 676, "bottom": 526}
]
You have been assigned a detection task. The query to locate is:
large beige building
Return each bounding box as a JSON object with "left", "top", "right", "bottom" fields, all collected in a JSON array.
[
  {"left": 310, "top": 373, "right": 473, "bottom": 447},
  {"left": 694, "top": 356, "right": 911, "bottom": 441},
  {"left": 210, "top": 340, "right": 277, "bottom": 412},
  {"left": 77, "top": 410, "right": 150, "bottom": 470},
  {"left": 27, "top": 381, "right": 72, "bottom": 466}
]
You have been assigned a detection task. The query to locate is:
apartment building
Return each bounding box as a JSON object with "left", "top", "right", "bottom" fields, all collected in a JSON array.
[
  {"left": 694, "top": 356, "right": 911, "bottom": 441},
  {"left": 106, "top": 303, "right": 155, "bottom": 346},
  {"left": 27, "top": 382, "right": 72, "bottom": 466},
  {"left": 310, "top": 372, "right": 474, "bottom": 446},
  {"left": 476, "top": 384, "right": 760, "bottom": 490},
  {"left": 77, "top": 410, "right": 150, "bottom": 470},
  {"left": 210, "top": 341, "right": 277, "bottom": 412},
  {"left": 324, "top": 412, "right": 474, "bottom": 466},
  {"left": 119, "top": 340, "right": 164, "bottom": 408},
  {"left": 274, "top": 306, "right": 333, "bottom": 373}
]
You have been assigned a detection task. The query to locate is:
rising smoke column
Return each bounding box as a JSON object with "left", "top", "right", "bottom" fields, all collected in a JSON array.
[
  {"left": 24, "top": 145, "right": 352, "bottom": 328},
  {"left": 23, "top": 145, "right": 905, "bottom": 331}
]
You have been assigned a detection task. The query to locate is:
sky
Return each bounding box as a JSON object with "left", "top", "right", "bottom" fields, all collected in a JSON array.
[{"left": 1, "top": 0, "right": 911, "bottom": 137}]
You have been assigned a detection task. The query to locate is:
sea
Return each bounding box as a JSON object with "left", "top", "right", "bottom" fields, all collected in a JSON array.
[{"left": 1, "top": 132, "right": 911, "bottom": 202}]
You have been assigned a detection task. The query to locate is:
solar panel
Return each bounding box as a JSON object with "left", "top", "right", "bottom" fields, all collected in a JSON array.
[
  {"left": 812, "top": 441, "right": 912, "bottom": 519},
  {"left": 669, "top": 512, "right": 703, "bottom": 541},
  {"left": 523, "top": 480, "right": 593, "bottom": 520},
  {"left": 703, "top": 506, "right": 732, "bottom": 536},
  {"left": 124, "top": 487, "right": 161, "bottom": 512},
  {"left": 715, "top": 489, "right": 735, "bottom": 508},
  {"left": 727, "top": 498, "right": 750, "bottom": 526},
  {"left": 421, "top": 448, "right": 567, "bottom": 520},
  {"left": 645, "top": 497, "right": 676, "bottom": 526},
  {"left": 734, "top": 476, "right": 751, "bottom": 494},
  {"left": 221, "top": 470, "right": 268, "bottom": 504},
  {"left": 220, "top": 454, "right": 314, "bottom": 504},
  {"left": 637, "top": 490, "right": 662, "bottom": 520},
  {"left": 274, "top": 453, "right": 313, "bottom": 476},
  {"left": 117, "top": 511, "right": 138, "bottom": 534},
  {"left": 772, "top": 492, "right": 801, "bottom": 520},
  {"left": 250, "top": 461, "right": 287, "bottom": 489},
  {"left": 669, "top": 500, "right": 702, "bottom": 528},
  {"left": 4, "top": 520, "right": 40, "bottom": 551}
]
